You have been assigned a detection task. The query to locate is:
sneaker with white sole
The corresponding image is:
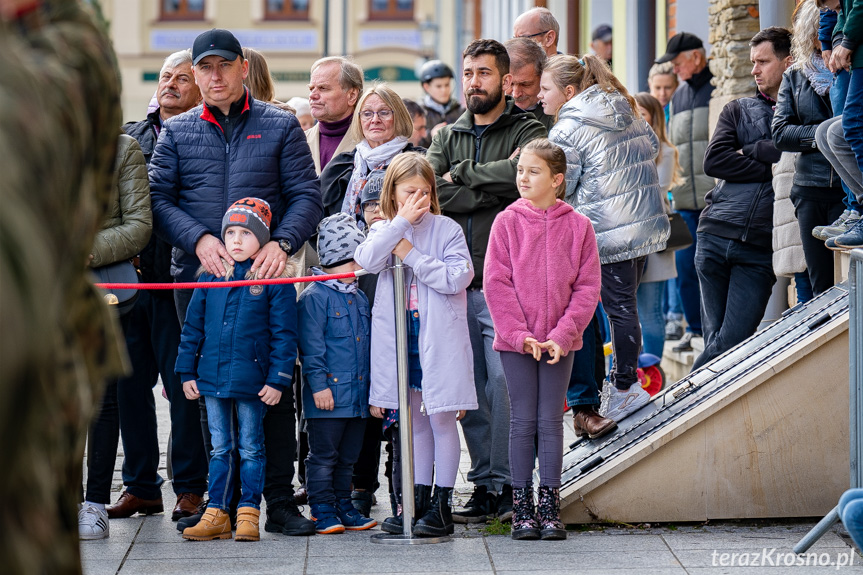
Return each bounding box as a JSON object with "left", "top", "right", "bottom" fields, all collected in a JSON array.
[
  {"left": 822, "top": 210, "right": 860, "bottom": 240},
  {"left": 79, "top": 503, "right": 109, "bottom": 540},
  {"left": 598, "top": 382, "right": 651, "bottom": 422}
]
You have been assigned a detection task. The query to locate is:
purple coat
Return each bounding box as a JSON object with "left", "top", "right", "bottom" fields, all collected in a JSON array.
[{"left": 354, "top": 214, "right": 478, "bottom": 415}]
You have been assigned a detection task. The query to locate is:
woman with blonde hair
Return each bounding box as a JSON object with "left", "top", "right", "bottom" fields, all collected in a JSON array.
[
  {"left": 320, "top": 83, "right": 424, "bottom": 223},
  {"left": 772, "top": 0, "right": 843, "bottom": 296},
  {"left": 539, "top": 53, "right": 669, "bottom": 424},
  {"left": 243, "top": 47, "right": 276, "bottom": 103}
]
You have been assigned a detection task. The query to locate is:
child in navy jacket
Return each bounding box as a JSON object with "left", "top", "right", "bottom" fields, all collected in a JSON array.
[
  {"left": 298, "top": 213, "right": 374, "bottom": 534},
  {"left": 176, "top": 198, "right": 298, "bottom": 542}
]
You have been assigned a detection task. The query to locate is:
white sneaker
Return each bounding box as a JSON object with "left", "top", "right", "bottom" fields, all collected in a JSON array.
[
  {"left": 79, "top": 503, "right": 109, "bottom": 540},
  {"left": 599, "top": 382, "right": 650, "bottom": 422}
]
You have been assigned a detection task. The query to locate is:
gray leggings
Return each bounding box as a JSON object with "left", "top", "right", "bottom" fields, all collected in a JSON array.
[{"left": 500, "top": 351, "right": 575, "bottom": 488}]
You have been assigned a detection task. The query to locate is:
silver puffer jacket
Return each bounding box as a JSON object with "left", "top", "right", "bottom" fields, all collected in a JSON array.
[{"left": 549, "top": 85, "right": 670, "bottom": 264}]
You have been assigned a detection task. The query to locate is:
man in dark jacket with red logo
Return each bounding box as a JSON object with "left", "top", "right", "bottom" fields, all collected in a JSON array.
[
  {"left": 149, "top": 28, "right": 322, "bottom": 536},
  {"left": 692, "top": 27, "right": 792, "bottom": 371}
]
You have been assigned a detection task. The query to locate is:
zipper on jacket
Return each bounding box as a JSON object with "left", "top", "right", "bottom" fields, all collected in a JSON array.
[
  {"left": 689, "top": 109, "right": 697, "bottom": 209},
  {"left": 741, "top": 183, "right": 767, "bottom": 243}
]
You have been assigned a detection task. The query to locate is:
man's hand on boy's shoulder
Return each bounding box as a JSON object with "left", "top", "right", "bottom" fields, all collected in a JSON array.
[
  {"left": 313, "top": 388, "right": 334, "bottom": 411},
  {"left": 182, "top": 379, "right": 200, "bottom": 400},
  {"left": 259, "top": 385, "right": 283, "bottom": 406}
]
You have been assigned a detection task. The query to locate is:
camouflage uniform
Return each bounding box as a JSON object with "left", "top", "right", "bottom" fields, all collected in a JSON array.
[{"left": 0, "top": 1, "right": 125, "bottom": 573}]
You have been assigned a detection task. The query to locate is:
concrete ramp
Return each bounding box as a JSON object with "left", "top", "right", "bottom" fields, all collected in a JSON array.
[{"left": 558, "top": 285, "right": 850, "bottom": 524}]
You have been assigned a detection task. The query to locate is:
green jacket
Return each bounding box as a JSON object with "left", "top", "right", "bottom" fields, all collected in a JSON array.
[
  {"left": 90, "top": 134, "right": 152, "bottom": 267},
  {"left": 426, "top": 96, "right": 546, "bottom": 288},
  {"left": 838, "top": 2, "right": 863, "bottom": 69}
]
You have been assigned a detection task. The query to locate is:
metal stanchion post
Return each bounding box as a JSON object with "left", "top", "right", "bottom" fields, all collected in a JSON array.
[
  {"left": 794, "top": 249, "right": 863, "bottom": 554},
  {"left": 371, "top": 256, "right": 451, "bottom": 544}
]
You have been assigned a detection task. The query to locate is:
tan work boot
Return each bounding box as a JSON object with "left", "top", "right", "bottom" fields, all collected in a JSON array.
[
  {"left": 182, "top": 507, "right": 232, "bottom": 541},
  {"left": 234, "top": 507, "right": 260, "bottom": 542}
]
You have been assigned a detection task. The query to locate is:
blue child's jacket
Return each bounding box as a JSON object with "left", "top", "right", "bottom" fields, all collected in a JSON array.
[
  {"left": 176, "top": 258, "right": 298, "bottom": 399},
  {"left": 298, "top": 281, "right": 371, "bottom": 418}
]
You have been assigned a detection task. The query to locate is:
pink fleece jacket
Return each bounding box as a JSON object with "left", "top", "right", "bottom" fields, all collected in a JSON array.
[{"left": 484, "top": 198, "right": 601, "bottom": 353}]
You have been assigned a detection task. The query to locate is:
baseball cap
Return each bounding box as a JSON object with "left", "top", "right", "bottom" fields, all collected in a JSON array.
[
  {"left": 192, "top": 29, "right": 243, "bottom": 66},
  {"left": 655, "top": 32, "right": 704, "bottom": 64},
  {"left": 592, "top": 24, "right": 612, "bottom": 43}
]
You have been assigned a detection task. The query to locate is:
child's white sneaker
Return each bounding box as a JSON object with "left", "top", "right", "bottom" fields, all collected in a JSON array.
[
  {"left": 78, "top": 502, "right": 109, "bottom": 540},
  {"left": 599, "top": 381, "right": 650, "bottom": 422}
]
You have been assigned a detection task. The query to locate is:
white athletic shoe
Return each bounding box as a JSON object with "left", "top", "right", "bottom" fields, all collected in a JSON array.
[
  {"left": 79, "top": 502, "right": 109, "bottom": 540},
  {"left": 599, "top": 381, "right": 650, "bottom": 423}
]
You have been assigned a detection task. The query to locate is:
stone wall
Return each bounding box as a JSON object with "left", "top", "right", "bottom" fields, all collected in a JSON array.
[{"left": 707, "top": 0, "right": 760, "bottom": 130}]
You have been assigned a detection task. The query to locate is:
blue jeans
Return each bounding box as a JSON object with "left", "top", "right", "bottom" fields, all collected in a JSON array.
[
  {"left": 840, "top": 488, "right": 863, "bottom": 551},
  {"left": 637, "top": 280, "right": 666, "bottom": 358},
  {"left": 305, "top": 417, "right": 366, "bottom": 506},
  {"left": 204, "top": 396, "right": 267, "bottom": 510},
  {"left": 842, "top": 69, "right": 863, "bottom": 205},
  {"left": 833, "top": 70, "right": 861, "bottom": 212},
  {"left": 674, "top": 209, "right": 703, "bottom": 335},
  {"left": 692, "top": 233, "right": 776, "bottom": 371},
  {"left": 460, "top": 289, "right": 511, "bottom": 491},
  {"left": 666, "top": 277, "right": 683, "bottom": 317},
  {"left": 565, "top": 308, "right": 602, "bottom": 408}
]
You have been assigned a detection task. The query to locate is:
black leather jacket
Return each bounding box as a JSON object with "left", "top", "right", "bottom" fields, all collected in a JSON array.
[{"left": 772, "top": 67, "right": 841, "bottom": 190}]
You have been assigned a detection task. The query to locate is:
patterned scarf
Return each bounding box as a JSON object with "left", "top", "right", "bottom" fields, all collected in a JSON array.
[
  {"left": 804, "top": 54, "right": 832, "bottom": 97},
  {"left": 312, "top": 266, "right": 357, "bottom": 294},
  {"left": 341, "top": 136, "right": 408, "bottom": 223}
]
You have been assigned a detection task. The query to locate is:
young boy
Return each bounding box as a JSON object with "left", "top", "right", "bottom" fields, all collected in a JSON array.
[
  {"left": 299, "top": 213, "right": 375, "bottom": 534},
  {"left": 176, "top": 198, "right": 298, "bottom": 542},
  {"left": 418, "top": 59, "right": 464, "bottom": 148}
]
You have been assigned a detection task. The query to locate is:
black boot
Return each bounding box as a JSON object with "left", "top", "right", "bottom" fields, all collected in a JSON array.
[
  {"left": 381, "top": 485, "right": 432, "bottom": 534},
  {"left": 537, "top": 485, "right": 566, "bottom": 540},
  {"left": 414, "top": 485, "right": 454, "bottom": 537}
]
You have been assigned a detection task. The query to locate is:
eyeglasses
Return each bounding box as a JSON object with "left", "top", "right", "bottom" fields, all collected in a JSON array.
[
  {"left": 360, "top": 109, "right": 393, "bottom": 121},
  {"left": 362, "top": 201, "right": 381, "bottom": 212},
  {"left": 515, "top": 30, "right": 550, "bottom": 39}
]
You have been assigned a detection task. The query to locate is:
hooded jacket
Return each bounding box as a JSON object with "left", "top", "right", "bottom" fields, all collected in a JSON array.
[
  {"left": 426, "top": 96, "right": 547, "bottom": 288},
  {"left": 483, "top": 199, "right": 601, "bottom": 354},
  {"left": 354, "top": 213, "right": 478, "bottom": 415},
  {"left": 175, "top": 258, "right": 299, "bottom": 400},
  {"left": 668, "top": 65, "right": 715, "bottom": 211},
  {"left": 549, "top": 85, "right": 669, "bottom": 264}
]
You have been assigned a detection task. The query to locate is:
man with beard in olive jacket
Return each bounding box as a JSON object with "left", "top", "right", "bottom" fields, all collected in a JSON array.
[{"left": 426, "top": 38, "right": 545, "bottom": 525}]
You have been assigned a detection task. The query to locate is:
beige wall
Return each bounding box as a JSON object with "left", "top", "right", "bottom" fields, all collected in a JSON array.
[{"left": 104, "top": 0, "right": 460, "bottom": 122}]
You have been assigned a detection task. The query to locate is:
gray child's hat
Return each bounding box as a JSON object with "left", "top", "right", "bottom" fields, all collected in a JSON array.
[{"left": 317, "top": 213, "right": 366, "bottom": 267}]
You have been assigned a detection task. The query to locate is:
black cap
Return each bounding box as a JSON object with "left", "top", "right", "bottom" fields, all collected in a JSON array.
[
  {"left": 192, "top": 29, "right": 243, "bottom": 66},
  {"left": 592, "top": 24, "right": 612, "bottom": 42},
  {"left": 655, "top": 32, "right": 703, "bottom": 64}
]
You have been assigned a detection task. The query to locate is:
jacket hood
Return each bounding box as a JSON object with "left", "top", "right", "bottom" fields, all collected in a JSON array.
[
  {"left": 507, "top": 198, "right": 574, "bottom": 220},
  {"left": 557, "top": 85, "right": 635, "bottom": 132}
]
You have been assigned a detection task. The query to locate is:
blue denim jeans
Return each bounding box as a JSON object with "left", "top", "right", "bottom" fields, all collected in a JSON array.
[
  {"left": 831, "top": 70, "right": 860, "bottom": 211},
  {"left": 204, "top": 396, "right": 267, "bottom": 510},
  {"left": 305, "top": 417, "right": 366, "bottom": 506},
  {"left": 692, "top": 233, "right": 776, "bottom": 371},
  {"left": 840, "top": 488, "right": 863, "bottom": 551},
  {"left": 842, "top": 69, "right": 863, "bottom": 205},
  {"left": 637, "top": 280, "right": 667, "bottom": 358},
  {"left": 565, "top": 308, "right": 602, "bottom": 408},
  {"left": 674, "top": 209, "right": 703, "bottom": 335},
  {"left": 665, "top": 277, "right": 683, "bottom": 317}
]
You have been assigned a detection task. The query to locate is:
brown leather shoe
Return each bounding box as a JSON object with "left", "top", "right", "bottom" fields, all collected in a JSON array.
[
  {"left": 572, "top": 408, "right": 617, "bottom": 440},
  {"left": 106, "top": 490, "right": 164, "bottom": 519},
  {"left": 172, "top": 493, "right": 204, "bottom": 521}
]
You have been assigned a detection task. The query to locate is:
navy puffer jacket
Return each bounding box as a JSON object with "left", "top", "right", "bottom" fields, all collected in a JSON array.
[{"left": 150, "top": 92, "right": 323, "bottom": 281}]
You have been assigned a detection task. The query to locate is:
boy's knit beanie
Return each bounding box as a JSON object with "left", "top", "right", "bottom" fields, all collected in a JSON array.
[
  {"left": 317, "top": 212, "right": 365, "bottom": 267},
  {"left": 222, "top": 197, "right": 272, "bottom": 247}
]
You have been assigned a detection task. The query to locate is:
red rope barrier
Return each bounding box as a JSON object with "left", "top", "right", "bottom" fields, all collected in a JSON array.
[{"left": 95, "top": 270, "right": 368, "bottom": 290}]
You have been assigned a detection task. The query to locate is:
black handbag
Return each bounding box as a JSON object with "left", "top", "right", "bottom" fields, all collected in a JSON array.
[
  {"left": 93, "top": 259, "right": 139, "bottom": 315},
  {"left": 661, "top": 212, "right": 694, "bottom": 252}
]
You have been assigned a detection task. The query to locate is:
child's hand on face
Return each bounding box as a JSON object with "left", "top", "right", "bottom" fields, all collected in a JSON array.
[
  {"left": 370, "top": 406, "right": 385, "bottom": 418},
  {"left": 523, "top": 337, "right": 543, "bottom": 361},
  {"left": 259, "top": 385, "right": 282, "bottom": 406},
  {"left": 392, "top": 238, "right": 413, "bottom": 260},
  {"left": 313, "top": 388, "right": 335, "bottom": 411},
  {"left": 540, "top": 339, "right": 567, "bottom": 364},
  {"left": 396, "top": 188, "right": 431, "bottom": 225},
  {"left": 182, "top": 380, "right": 200, "bottom": 400}
]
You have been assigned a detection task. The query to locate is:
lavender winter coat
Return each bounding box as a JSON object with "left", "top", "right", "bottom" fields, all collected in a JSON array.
[{"left": 354, "top": 213, "right": 478, "bottom": 415}]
